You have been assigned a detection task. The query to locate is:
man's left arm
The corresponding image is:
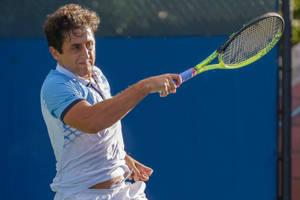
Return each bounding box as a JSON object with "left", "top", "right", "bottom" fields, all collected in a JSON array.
[{"left": 125, "top": 154, "right": 153, "bottom": 182}]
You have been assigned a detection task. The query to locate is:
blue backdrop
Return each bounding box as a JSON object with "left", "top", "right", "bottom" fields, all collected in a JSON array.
[{"left": 1, "top": 36, "right": 278, "bottom": 200}]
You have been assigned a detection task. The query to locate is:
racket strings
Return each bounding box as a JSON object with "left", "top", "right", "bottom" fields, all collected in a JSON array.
[{"left": 222, "top": 17, "right": 283, "bottom": 66}]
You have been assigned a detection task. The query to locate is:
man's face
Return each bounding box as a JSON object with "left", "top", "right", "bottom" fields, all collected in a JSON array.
[{"left": 51, "top": 27, "right": 96, "bottom": 79}]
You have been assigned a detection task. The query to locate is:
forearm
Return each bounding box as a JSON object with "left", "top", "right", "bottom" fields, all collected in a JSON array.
[{"left": 84, "top": 80, "right": 151, "bottom": 133}]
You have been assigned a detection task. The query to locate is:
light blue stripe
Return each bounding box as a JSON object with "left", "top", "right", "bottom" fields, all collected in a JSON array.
[
  {"left": 278, "top": 105, "right": 300, "bottom": 127},
  {"left": 292, "top": 106, "right": 300, "bottom": 118}
]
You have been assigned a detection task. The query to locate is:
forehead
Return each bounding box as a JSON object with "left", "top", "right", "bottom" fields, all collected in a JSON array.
[{"left": 65, "top": 27, "right": 95, "bottom": 44}]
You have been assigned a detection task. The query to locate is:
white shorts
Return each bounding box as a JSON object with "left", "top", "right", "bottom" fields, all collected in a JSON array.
[{"left": 63, "top": 181, "right": 147, "bottom": 200}]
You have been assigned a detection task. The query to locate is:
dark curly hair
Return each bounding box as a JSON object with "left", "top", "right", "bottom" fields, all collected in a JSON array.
[{"left": 44, "top": 4, "right": 100, "bottom": 53}]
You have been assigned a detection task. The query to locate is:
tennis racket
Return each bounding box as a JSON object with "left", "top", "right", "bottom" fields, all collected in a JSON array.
[{"left": 177, "top": 12, "right": 284, "bottom": 84}]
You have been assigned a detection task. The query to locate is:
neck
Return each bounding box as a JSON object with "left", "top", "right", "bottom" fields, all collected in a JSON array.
[
  {"left": 58, "top": 63, "right": 92, "bottom": 80},
  {"left": 81, "top": 73, "right": 92, "bottom": 81}
]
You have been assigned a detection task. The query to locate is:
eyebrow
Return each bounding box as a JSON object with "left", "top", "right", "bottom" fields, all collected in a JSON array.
[{"left": 70, "top": 39, "right": 94, "bottom": 44}]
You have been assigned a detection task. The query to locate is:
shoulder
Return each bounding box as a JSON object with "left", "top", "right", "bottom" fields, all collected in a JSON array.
[
  {"left": 41, "top": 70, "right": 83, "bottom": 99},
  {"left": 42, "top": 70, "right": 66, "bottom": 92}
]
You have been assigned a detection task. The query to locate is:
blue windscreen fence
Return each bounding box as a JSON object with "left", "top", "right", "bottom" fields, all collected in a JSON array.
[{"left": 1, "top": 36, "right": 278, "bottom": 200}]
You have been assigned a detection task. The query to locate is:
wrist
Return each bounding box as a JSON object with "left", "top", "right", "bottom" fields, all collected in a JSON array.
[
  {"left": 125, "top": 154, "right": 130, "bottom": 160},
  {"left": 137, "top": 79, "right": 152, "bottom": 95}
]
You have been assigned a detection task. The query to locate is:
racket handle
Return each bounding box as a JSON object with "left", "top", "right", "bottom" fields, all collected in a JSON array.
[{"left": 174, "top": 68, "right": 197, "bottom": 84}]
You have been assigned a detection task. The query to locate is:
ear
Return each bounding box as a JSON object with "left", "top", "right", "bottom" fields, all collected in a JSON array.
[{"left": 49, "top": 46, "right": 60, "bottom": 61}]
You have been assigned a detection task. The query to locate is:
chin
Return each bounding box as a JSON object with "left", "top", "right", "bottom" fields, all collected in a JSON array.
[{"left": 78, "top": 64, "right": 93, "bottom": 78}]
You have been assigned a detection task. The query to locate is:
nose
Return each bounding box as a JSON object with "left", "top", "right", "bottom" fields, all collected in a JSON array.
[{"left": 81, "top": 45, "right": 90, "bottom": 59}]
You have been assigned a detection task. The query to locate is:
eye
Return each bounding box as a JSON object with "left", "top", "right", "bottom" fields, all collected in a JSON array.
[{"left": 71, "top": 44, "right": 80, "bottom": 50}]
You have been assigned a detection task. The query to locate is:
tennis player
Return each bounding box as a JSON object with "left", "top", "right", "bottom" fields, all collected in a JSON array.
[{"left": 41, "top": 4, "right": 181, "bottom": 200}]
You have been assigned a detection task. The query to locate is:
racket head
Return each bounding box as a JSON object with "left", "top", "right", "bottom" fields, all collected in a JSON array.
[{"left": 217, "top": 12, "right": 284, "bottom": 69}]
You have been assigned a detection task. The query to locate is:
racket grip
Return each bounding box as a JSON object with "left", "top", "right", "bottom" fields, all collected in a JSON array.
[{"left": 174, "top": 68, "right": 197, "bottom": 84}]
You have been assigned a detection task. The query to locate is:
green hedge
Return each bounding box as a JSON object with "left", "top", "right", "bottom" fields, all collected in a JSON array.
[{"left": 293, "top": 0, "right": 300, "bottom": 44}]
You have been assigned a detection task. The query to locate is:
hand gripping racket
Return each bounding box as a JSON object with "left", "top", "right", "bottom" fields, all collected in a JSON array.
[{"left": 177, "top": 12, "right": 284, "bottom": 84}]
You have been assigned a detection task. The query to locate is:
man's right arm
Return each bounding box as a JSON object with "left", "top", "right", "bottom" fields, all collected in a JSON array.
[{"left": 63, "top": 74, "right": 182, "bottom": 133}]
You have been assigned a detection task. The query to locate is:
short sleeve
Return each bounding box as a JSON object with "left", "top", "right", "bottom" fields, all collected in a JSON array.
[{"left": 41, "top": 77, "right": 85, "bottom": 121}]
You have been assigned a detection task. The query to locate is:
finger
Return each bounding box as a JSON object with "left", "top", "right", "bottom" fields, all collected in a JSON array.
[
  {"left": 135, "top": 163, "right": 154, "bottom": 177},
  {"left": 140, "top": 171, "right": 151, "bottom": 178},
  {"left": 130, "top": 170, "right": 139, "bottom": 181},
  {"left": 168, "top": 78, "right": 176, "bottom": 91},
  {"left": 165, "top": 79, "right": 175, "bottom": 96},
  {"left": 140, "top": 175, "right": 149, "bottom": 181},
  {"left": 134, "top": 169, "right": 149, "bottom": 181},
  {"left": 136, "top": 172, "right": 149, "bottom": 181},
  {"left": 142, "top": 168, "right": 153, "bottom": 177},
  {"left": 132, "top": 166, "right": 142, "bottom": 181},
  {"left": 160, "top": 84, "right": 168, "bottom": 97},
  {"left": 170, "top": 74, "right": 182, "bottom": 86},
  {"left": 145, "top": 168, "right": 153, "bottom": 176},
  {"left": 170, "top": 88, "right": 177, "bottom": 94},
  {"left": 167, "top": 78, "right": 177, "bottom": 94},
  {"left": 159, "top": 91, "right": 166, "bottom": 97},
  {"left": 134, "top": 173, "right": 147, "bottom": 181},
  {"left": 137, "top": 164, "right": 151, "bottom": 173}
]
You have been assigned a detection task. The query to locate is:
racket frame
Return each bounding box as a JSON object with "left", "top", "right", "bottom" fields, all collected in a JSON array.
[{"left": 179, "top": 12, "right": 284, "bottom": 83}]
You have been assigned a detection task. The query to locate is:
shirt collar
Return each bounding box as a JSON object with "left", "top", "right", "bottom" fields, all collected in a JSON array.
[{"left": 56, "top": 63, "right": 90, "bottom": 86}]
